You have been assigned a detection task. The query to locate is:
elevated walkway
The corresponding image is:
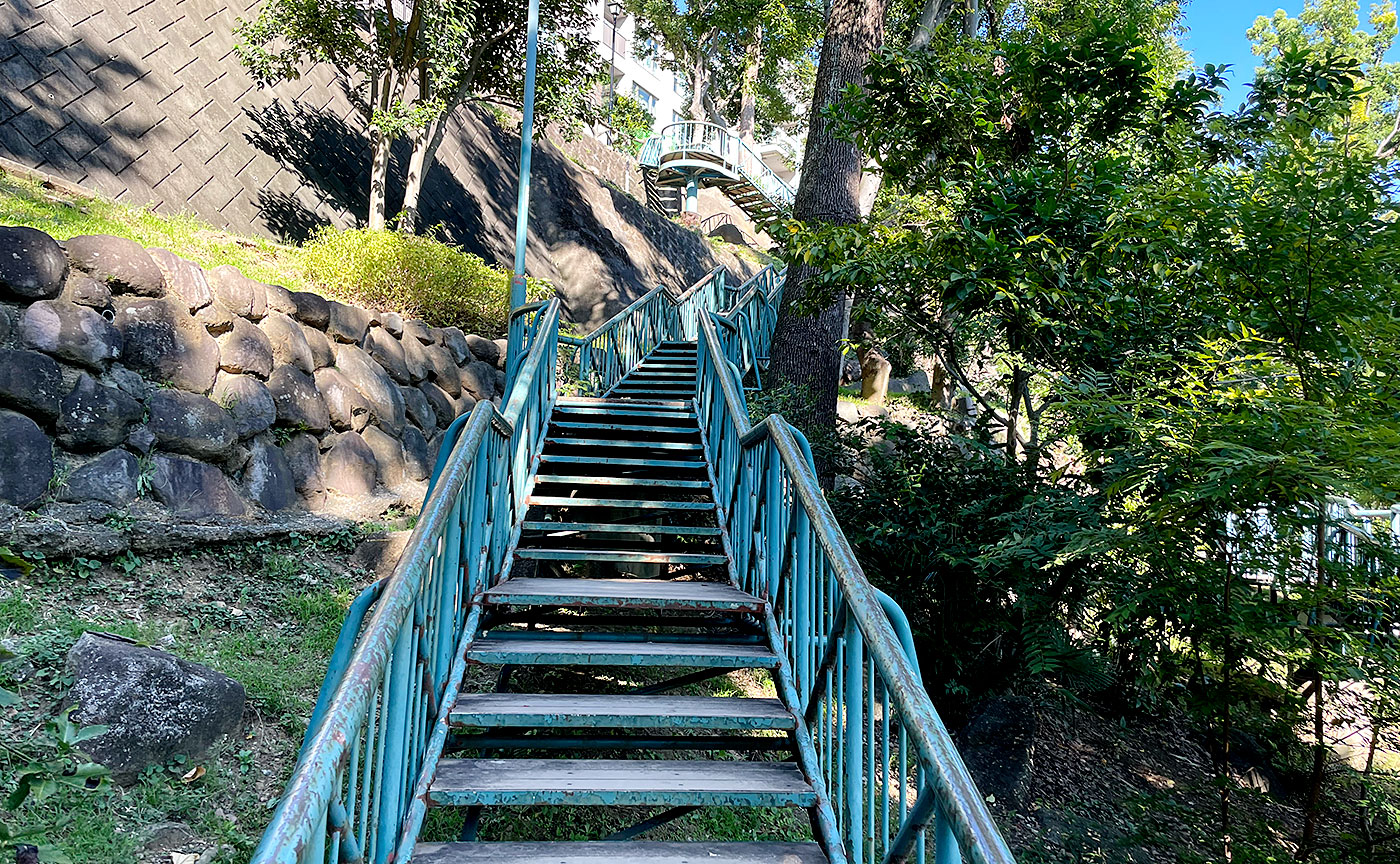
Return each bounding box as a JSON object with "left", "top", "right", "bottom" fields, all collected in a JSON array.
[
  {"left": 640, "top": 122, "right": 795, "bottom": 228},
  {"left": 251, "top": 266, "right": 1016, "bottom": 864}
]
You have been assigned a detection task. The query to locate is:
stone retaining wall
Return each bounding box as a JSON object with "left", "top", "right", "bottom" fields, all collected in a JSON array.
[{"left": 0, "top": 224, "right": 505, "bottom": 522}]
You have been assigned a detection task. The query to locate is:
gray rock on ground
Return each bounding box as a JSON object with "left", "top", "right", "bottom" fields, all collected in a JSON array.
[
  {"left": 401, "top": 425, "right": 430, "bottom": 481},
  {"left": 0, "top": 409, "right": 53, "bottom": 507},
  {"left": 264, "top": 283, "right": 297, "bottom": 316},
  {"left": 327, "top": 301, "right": 371, "bottom": 344},
  {"left": 57, "top": 374, "right": 144, "bottom": 452},
  {"left": 300, "top": 324, "right": 334, "bottom": 368},
  {"left": 113, "top": 297, "right": 220, "bottom": 394},
  {"left": 422, "top": 344, "right": 461, "bottom": 395},
  {"left": 244, "top": 438, "right": 297, "bottom": 511},
  {"left": 334, "top": 344, "right": 406, "bottom": 434},
  {"left": 60, "top": 272, "right": 112, "bottom": 310},
  {"left": 21, "top": 298, "right": 123, "bottom": 369},
  {"left": 491, "top": 339, "right": 508, "bottom": 369},
  {"left": 65, "top": 235, "right": 165, "bottom": 296},
  {"left": 289, "top": 291, "right": 330, "bottom": 329},
  {"left": 259, "top": 312, "right": 314, "bottom": 373},
  {"left": 211, "top": 373, "right": 277, "bottom": 439},
  {"left": 349, "top": 531, "right": 412, "bottom": 579},
  {"left": 364, "top": 326, "right": 410, "bottom": 384},
  {"left": 0, "top": 348, "right": 63, "bottom": 420},
  {"left": 400, "top": 334, "right": 431, "bottom": 383},
  {"left": 282, "top": 432, "right": 326, "bottom": 507},
  {"left": 146, "top": 390, "right": 238, "bottom": 460},
  {"left": 216, "top": 317, "right": 274, "bottom": 378},
  {"left": 147, "top": 249, "right": 212, "bottom": 313},
  {"left": 439, "top": 327, "right": 471, "bottom": 365},
  {"left": 195, "top": 300, "right": 235, "bottom": 337},
  {"left": 460, "top": 361, "right": 497, "bottom": 402},
  {"left": 464, "top": 333, "right": 499, "bottom": 366},
  {"left": 380, "top": 311, "right": 404, "bottom": 337},
  {"left": 418, "top": 381, "right": 458, "bottom": 428},
  {"left": 266, "top": 366, "right": 330, "bottom": 433},
  {"left": 403, "top": 320, "right": 433, "bottom": 345},
  {"left": 149, "top": 454, "right": 246, "bottom": 516},
  {"left": 65, "top": 633, "right": 245, "bottom": 783},
  {"left": 400, "top": 385, "right": 435, "bottom": 432},
  {"left": 58, "top": 449, "right": 139, "bottom": 506},
  {"left": 0, "top": 226, "right": 67, "bottom": 300},
  {"left": 360, "top": 424, "right": 407, "bottom": 488},
  {"left": 205, "top": 265, "right": 267, "bottom": 320},
  {"left": 321, "top": 431, "right": 378, "bottom": 495},
  {"left": 315, "top": 368, "right": 373, "bottom": 432}
]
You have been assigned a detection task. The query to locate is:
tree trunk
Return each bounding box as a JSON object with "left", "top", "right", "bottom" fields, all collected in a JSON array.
[
  {"left": 399, "top": 106, "right": 453, "bottom": 234},
  {"left": 368, "top": 127, "right": 391, "bottom": 231},
  {"left": 737, "top": 27, "right": 764, "bottom": 142},
  {"left": 767, "top": 0, "right": 890, "bottom": 442}
]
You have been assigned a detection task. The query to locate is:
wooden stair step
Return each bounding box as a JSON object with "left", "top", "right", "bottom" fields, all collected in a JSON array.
[
  {"left": 543, "top": 438, "right": 703, "bottom": 451},
  {"left": 533, "top": 474, "right": 710, "bottom": 489},
  {"left": 553, "top": 405, "right": 697, "bottom": 419},
  {"left": 413, "top": 841, "right": 827, "bottom": 864},
  {"left": 481, "top": 577, "right": 760, "bottom": 611},
  {"left": 450, "top": 693, "right": 791, "bottom": 729},
  {"left": 550, "top": 421, "right": 698, "bottom": 434},
  {"left": 466, "top": 636, "right": 779, "bottom": 668},
  {"left": 539, "top": 455, "right": 706, "bottom": 469},
  {"left": 428, "top": 759, "right": 814, "bottom": 807},
  {"left": 527, "top": 496, "right": 714, "bottom": 510},
  {"left": 557, "top": 397, "right": 692, "bottom": 409},
  {"left": 515, "top": 548, "right": 727, "bottom": 564},
  {"left": 520, "top": 521, "right": 721, "bottom": 536}
]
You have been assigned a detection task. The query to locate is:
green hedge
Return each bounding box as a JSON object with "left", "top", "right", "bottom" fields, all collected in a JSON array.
[{"left": 300, "top": 228, "right": 550, "bottom": 335}]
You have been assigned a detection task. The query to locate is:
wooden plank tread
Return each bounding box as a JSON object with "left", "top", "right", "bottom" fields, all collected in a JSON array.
[
  {"left": 521, "top": 521, "right": 721, "bottom": 535},
  {"left": 482, "top": 577, "right": 760, "bottom": 610},
  {"left": 551, "top": 421, "right": 698, "bottom": 434},
  {"left": 515, "top": 548, "right": 727, "bottom": 564},
  {"left": 527, "top": 496, "right": 714, "bottom": 510},
  {"left": 534, "top": 474, "right": 710, "bottom": 488},
  {"left": 538, "top": 455, "right": 706, "bottom": 469},
  {"left": 449, "top": 693, "right": 791, "bottom": 729},
  {"left": 466, "top": 637, "right": 779, "bottom": 668},
  {"left": 413, "top": 842, "right": 825, "bottom": 864},
  {"left": 429, "top": 759, "right": 814, "bottom": 807},
  {"left": 543, "top": 438, "right": 703, "bottom": 450}
]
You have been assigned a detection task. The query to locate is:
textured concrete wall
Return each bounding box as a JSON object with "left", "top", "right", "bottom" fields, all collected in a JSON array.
[{"left": 0, "top": 0, "right": 761, "bottom": 327}]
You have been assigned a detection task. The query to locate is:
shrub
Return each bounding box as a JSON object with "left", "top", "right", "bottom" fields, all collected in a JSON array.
[
  {"left": 299, "top": 228, "right": 550, "bottom": 335},
  {"left": 608, "top": 93, "right": 655, "bottom": 157}
]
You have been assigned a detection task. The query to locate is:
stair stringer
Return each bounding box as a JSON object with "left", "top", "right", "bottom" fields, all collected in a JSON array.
[{"left": 694, "top": 402, "right": 849, "bottom": 864}]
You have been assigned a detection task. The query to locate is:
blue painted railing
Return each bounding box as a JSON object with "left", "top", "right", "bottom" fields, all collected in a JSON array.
[
  {"left": 640, "top": 121, "right": 797, "bottom": 211},
  {"left": 251, "top": 299, "right": 561, "bottom": 864},
  {"left": 562, "top": 265, "right": 777, "bottom": 396},
  {"left": 696, "top": 312, "right": 1017, "bottom": 864}
]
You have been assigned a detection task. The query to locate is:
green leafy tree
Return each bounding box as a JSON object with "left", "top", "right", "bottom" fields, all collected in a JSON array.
[
  {"left": 607, "top": 93, "right": 656, "bottom": 156},
  {"left": 1247, "top": 0, "right": 1400, "bottom": 157},
  {"left": 235, "top": 0, "right": 602, "bottom": 233}
]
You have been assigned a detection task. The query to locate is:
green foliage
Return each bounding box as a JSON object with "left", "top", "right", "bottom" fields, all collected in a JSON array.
[
  {"left": 299, "top": 228, "right": 551, "bottom": 334},
  {"left": 607, "top": 93, "right": 656, "bottom": 157},
  {"left": 1, "top": 707, "right": 109, "bottom": 863}
]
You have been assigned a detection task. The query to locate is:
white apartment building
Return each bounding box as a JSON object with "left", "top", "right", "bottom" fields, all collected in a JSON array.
[{"left": 587, "top": 0, "right": 689, "bottom": 137}]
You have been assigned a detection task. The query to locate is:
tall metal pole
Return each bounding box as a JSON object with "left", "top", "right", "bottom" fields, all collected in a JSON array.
[
  {"left": 608, "top": 3, "right": 620, "bottom": 146},
  {"left": 506, "top": 0, "right": 542, "bottom": 386}
]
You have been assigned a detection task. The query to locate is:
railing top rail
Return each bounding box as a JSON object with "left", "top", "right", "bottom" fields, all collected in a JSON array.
[
  {"left": 255, "top": 298, "right": 561, "bottom": 862},
  {"left": 697, "top": 313, "right": 1016, "bottom": 864}
]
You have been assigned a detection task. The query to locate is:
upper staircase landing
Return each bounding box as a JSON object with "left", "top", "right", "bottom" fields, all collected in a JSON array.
[{"left": 639, "top": 123, "right": 795, "bottom": 227}]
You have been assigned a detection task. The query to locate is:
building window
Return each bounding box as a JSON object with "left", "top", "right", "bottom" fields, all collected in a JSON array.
[
  {"left": 673, "top": 74, "right": 686, "bottom": 96},
  {"left": 673, "top": 110, "right": 687, "bottom": 126},
  {"left": 632, "top": 84, "right": 657, "bottom": 113},
  {"left": 634, "top": 36, "right": 659, "bottom": 70}
]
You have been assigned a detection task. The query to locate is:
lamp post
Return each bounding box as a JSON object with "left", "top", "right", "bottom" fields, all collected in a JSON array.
[
  {"left": 505, "top": 0, "right": 541, "bottom": 386},
  {"left": 607, "top": 1, "right": 623, "bottom": 146}
]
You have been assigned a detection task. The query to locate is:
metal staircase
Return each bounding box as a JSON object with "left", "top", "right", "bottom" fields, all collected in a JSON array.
[
  {"left": 252, "top": 267, "right": 1016, "bottom": 864},
  {"left": 639, "top": 122, "right": 795, "bottom": 228}
]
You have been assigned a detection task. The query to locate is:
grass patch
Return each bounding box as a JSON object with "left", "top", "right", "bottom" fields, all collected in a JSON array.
[
  {"left": 0, "top": 171, "right": 305, "bottom": 291},
  {"left": 0, "top": 529, "right": 370, "bottom": 863}
]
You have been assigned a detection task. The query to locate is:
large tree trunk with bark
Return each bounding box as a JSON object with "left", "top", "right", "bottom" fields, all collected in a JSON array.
[
  {"left": 736, "top": 27, "right": 764, "bottom": 143},
  {"left": 368, "top": 128, "right": 391, "bottom": 230},
  {"left": 767, "top": 0, "right": 889, "bottom": 439}
]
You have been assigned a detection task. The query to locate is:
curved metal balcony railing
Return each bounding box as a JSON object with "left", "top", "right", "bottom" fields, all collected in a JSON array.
[{"left": 639, "top": 121, "right": 797, "bottom": 213}]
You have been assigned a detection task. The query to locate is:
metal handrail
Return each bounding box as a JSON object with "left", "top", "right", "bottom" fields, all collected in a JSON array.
[
  {"left": 696, "top": 313, "right": 1017, "bottom": 864},
  {"left": 639, "top": 121, "right": 796, "bottom": 210},
  {"left": 562, "top": 264, "right": 784, "bottom": 394},
  {"left": 252, "top": 299, "right": 561, "bottom": 864}
]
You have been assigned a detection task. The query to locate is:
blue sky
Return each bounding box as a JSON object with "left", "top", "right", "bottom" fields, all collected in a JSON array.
[{"left": 1180, "top": 1, "right": 1303, "bottom": 86}]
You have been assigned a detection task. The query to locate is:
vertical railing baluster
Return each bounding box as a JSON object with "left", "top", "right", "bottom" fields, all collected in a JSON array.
[{"left": 845, "top": 615, "right": 864, "bottom": 864}]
